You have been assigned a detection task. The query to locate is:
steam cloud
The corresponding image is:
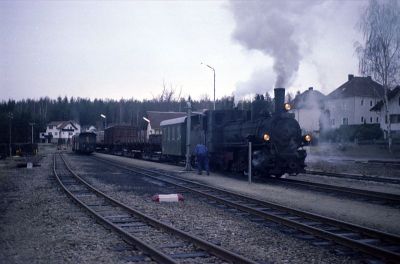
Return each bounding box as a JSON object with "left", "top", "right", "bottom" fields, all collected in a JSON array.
[
  {"left": 230, "top": 1, "right": 319, "bottom": 88},
  {"left": 235, "top": 68, "right": 275, "bottom": 99},
  {"left": 230, "top": 0, "right": 366, "bottom": 99}
]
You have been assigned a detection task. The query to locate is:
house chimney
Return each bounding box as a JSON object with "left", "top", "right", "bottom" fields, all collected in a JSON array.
[
  {"left": 308, "top": 87, "right": 313, "bottom": 91},
  {"left": 274, "top": 88, "right": 285, "bottom": 114},
  {"left": 348, "top": 74, "right": 354, "bottom": 81}
]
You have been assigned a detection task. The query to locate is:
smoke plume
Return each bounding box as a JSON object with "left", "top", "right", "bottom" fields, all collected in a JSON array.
[
  {"left": 230, "top": 1, "right": 319, "bottom": 88},
  {"left": 230, "top": 1, "right": 366, "bottom": 98},
  {"left": 235, "top": 68, "right": 275, "bottom": 99}
]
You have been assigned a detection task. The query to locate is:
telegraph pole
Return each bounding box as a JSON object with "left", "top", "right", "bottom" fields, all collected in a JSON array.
[
  {"left": 8, "top": 113, "right": 13, "bottom": 157},
  {"left": 29, "top": 123, "right": 35, "bottom": 144}
]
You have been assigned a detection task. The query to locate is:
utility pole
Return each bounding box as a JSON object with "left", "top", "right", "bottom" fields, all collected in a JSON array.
[
  {"left": 29, "top": 123, "right": 35, "bottom": 144},
  {"left": 247, "top": 135, "right": 255, "bottom": 184},
  {"left": 8, "top": 113, "right": 13, "bottom": 157}
]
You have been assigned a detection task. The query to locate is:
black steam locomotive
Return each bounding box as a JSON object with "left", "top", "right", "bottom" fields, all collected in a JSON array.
[{"left": 161, "top": 88, "right": 310, "bottom": 177}]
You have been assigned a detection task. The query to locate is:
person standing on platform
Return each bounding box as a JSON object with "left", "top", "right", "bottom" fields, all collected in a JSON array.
[{"left": 194, "top": 143, "right": 209, "bottom": 175}]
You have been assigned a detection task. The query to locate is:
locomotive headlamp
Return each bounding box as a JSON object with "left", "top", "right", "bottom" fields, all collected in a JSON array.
[
  {"left": 263, "top": 133, "right": 270, "bottom": 141},
  {"left": 304, "top": 134, "right": 312, "bottom": 142},
  {"left": 284, "top": 103, "right": 291, "bottom": 111}
]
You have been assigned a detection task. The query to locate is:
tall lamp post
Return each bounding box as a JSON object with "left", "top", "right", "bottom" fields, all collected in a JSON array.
[
  {"left": 100, "top": 114, "right": 107, "bottom": 129},
  {"left": 8, "top": 112, "right": 13, "bottom": 157},
  {"left": 201, "top": 62, "right": 216, "bottom": 110},
  {"left": 143, "top": 117, "right": 150, "bottom": 140}
]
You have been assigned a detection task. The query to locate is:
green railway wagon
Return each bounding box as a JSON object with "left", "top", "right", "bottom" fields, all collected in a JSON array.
[{"left": 160, "top": 114, "right": 204, "bottom": 161}]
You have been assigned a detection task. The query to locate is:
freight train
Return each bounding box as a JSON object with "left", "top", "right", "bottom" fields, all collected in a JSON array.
[{"left": 97, "top": 88, "right": 310, "bottom": 177}]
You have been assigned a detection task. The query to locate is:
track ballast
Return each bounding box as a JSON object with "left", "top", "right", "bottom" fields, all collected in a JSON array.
[{"left": 93, "top": 155, "right": 400, "bottom": 263}]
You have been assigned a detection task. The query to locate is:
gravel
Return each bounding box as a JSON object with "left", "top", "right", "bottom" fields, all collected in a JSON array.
[
  {"left": 94, "top": 153, "right": 400, "bottom": 237},
  {"left": 70, "top": 154, "right": 360, "bottom": 264},
  {"left": 305, "top": 144, "right": 400, "bottom": 179},
  {"left": 2, "top": 145, "right": 397, "bottom": 264},
  {"left": 0, "top": 146, "right": 152, "bottom": 264}
]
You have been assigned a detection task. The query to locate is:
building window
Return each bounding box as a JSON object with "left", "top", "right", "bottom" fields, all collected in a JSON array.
[
  {"left": 385, "top": 115, "right": 388, "bottom": 124},
  {"left": 370, "top": 100, "right": 373, "bottom": 106},
  {"left": 49, "top": 125, "right": 53, "bottom": 129},
  {"left": 55, "top": 132, "right": 58, "bottom": 136},
  {"left": 69, "top": 132, "right": 73, "bottom": 136},
  {"left": 49, "top": 132, "right": 52, "bottom": 136},
  {"left": 370, "top": 117, "right": 372, "bottom": 123},
  {"left": 390, "top": 114, "right": 400, "bottom": 123},
  {"left": 331, "top": 119, "right": 335, "bottom": 126},
  {"left": 376, "top": 117, "right": 379, "bottom": 123},
  {"left": 361, "top": 116, "right": 364, "bottom": 123},
  {"left": 361, "top": 99, "right": 363, "bottom": 106},
  {"left": 342, "top": 118, "right": 348, "bottom": 125},
  {"left": 399, "top": 97, "right": 400, "bottom": 106}
]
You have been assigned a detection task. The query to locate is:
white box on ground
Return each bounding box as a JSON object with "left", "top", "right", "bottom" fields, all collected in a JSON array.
[
  {"left": 27, "top": 162, "right": 33, "bottom": 169},
  {"left": 152, "top": 194, "right": 184, "bottom": 202}
]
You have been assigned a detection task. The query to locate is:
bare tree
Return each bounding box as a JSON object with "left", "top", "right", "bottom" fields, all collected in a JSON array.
[
  {"left": 356, "top": 0, "right": 400, "bottom": 152},
  {"left": 152, "top": 79, "right": 181, "bottom": 104}
]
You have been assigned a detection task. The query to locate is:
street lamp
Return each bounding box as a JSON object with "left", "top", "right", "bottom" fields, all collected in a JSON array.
[
  {"left": 100, "top": 114, "right": 107, "bottom": 129},
  {"left": 143, "top": 117, "right": 151, "bottom": 140},
  {"left": 201, "top": 62, "right": 216, "bottom": 110}
]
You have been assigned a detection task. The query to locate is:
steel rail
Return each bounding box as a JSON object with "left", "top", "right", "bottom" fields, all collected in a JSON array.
[
  {"left": 93, "top": 155, "right": 400, "bottom": 263},
  {"left": 53, "top": 154, "right": 177, "bottom": 264},
  {"left": 56, "top": 154, "right": 258, "bottom": 264},
  {"left": 270, "top": 178, "right": 400, "bottom": 203},
  {"left": 306, "top": 170, "right": 400, "bottom": 185}
]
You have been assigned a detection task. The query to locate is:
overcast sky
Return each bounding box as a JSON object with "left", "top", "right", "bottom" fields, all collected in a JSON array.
[{"left": 1, "top": 0, "right": 366, "bottom": 102}]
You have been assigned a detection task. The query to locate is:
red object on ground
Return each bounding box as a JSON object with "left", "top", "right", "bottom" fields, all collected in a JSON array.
[{"left": 152, "top": 194, "right": 184, "bottom": 202}]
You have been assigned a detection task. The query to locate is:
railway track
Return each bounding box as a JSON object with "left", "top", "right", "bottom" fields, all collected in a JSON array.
[
  {"left": 92, "top": 155, "right": 400, "bottom": 263},
  {"left": 263, "top": 177, "right": 400, "bottom": 205},
  {"left": 53, "top": 153, "right": 257, "bottom": 264},
  {"left": 306, "top": 170, "right": 400, "bottom": 185}
]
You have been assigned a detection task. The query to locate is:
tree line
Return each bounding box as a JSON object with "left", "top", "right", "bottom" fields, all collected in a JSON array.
[{"left": 0, "top": 92, "right": 276, "bottom": 144}]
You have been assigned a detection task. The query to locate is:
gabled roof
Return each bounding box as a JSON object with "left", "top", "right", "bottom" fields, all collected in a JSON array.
[
  {"left": 48, "top": 120, "right": 79, "bottom": 130},
  {"left": 292, "top": 87, "right": 326, "bottom": 109},
  {"left": 59, "top": 121, "right": 78, "bottom": 130},
  {"left": 146, "top": 111, "right": 187, "bottom": 130},
  {"left": 327, "top": 75, "right": 384, "bottom": 100},
  {"left": 371, "top": 86, "right": 400, "bottom": 111}
]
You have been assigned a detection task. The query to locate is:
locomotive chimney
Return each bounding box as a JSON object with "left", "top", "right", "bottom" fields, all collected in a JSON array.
[{"left": 274, "top": 88, "right": 285, "bottom": 114}]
